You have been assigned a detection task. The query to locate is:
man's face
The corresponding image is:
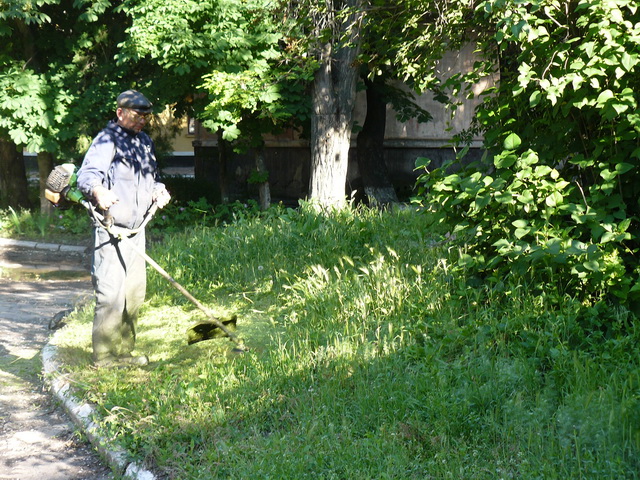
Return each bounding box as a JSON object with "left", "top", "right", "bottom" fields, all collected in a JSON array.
[{"left": 116, "top": 107, "right": 150, "bottom": 133}]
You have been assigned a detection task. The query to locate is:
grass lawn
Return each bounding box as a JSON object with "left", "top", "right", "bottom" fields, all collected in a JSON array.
[{"left": 29, "top": 203, "right": 640, "bottom": 478}]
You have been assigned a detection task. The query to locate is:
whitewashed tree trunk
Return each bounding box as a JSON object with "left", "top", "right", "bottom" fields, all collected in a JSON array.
[{"left": 308, "top": 1, "right": 363, "bottom": 208}]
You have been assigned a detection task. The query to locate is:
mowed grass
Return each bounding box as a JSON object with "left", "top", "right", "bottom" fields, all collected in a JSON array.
[{"left": 51, "top": 203, "right": 640, "bottom": 479}]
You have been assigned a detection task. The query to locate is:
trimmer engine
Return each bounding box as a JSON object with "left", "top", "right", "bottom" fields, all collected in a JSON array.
[{"left": 44, "top": 163, "right": 84, "bottom": 206}]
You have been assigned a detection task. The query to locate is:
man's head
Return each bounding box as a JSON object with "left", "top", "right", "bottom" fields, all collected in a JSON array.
[{"left": 116, "top": 90, "right": 153, "bottom": 133}]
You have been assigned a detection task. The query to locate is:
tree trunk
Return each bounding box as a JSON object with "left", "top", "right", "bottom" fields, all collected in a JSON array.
[
  {"left": 0, "top": 138, "right": 31, "bottom": 209},
  {"left": 254, "top": 146, "right": 271, "bottom": 211},
  {"left": 308, "top": 3, "right": 363, "bottom": 208},
  {"left": 356, "top": 77, "right": 398, "bottom": 207},
  {"left": 37, "top": 151, "right": 54, "bottom": 214}
]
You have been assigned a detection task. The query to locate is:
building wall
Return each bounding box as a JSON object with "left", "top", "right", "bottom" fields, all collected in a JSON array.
[
  {"left": 171, "top": 118, "right": 196, "bottom": 155},
  {"left": 382, "top": 42, "right": 493, "bottom": 148}
]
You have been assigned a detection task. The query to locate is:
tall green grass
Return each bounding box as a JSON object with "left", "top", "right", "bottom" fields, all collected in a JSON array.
[
  {"left": 53, "top": 203, "right": 640, "bottom": 479},
  {"left": 0, "top": 206, "right": 91, "bottom": 242}
]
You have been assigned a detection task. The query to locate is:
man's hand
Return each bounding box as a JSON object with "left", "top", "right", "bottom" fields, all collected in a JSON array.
[
  {"left": 153, "top": 186, "right": 171, "bottom": 209},
  {"left": 93, "top": 186, "right": 119, "bottom": 210}
]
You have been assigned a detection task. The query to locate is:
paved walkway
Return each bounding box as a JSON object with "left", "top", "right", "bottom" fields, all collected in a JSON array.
[{"left": 0, "top": 240, "right": 114, "bottom": 480}]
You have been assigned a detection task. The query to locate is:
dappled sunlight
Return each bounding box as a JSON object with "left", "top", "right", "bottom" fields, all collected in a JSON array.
[{"left": 0, "top": 352, "right": 40, "bottom": 391}]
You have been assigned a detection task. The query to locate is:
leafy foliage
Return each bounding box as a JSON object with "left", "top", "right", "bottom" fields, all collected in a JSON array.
[
  {"left": 388, "top": 0, "right": 475, "bottom": 94},
  {"left": 415, "top": 0, "right": 640, "bottom": 311},
  {"left": 118, "top": 0, "right": 313, "bottom": 144},
  {"left": 0, "top": 0, "right": 134, "bottom": 156}
]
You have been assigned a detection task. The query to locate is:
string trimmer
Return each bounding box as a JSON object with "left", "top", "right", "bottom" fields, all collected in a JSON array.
[{"left": 45, "top": 163, "right": 247, "bottom": 350}]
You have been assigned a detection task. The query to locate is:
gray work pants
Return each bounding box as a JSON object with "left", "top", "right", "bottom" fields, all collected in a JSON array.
[{"left": 91, "top": 226, "right": 146, "bottom": 362}]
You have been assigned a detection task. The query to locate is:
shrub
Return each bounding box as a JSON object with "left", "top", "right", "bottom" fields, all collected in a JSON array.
[{"left": 415, "top": 1, "right": 640, "bottom": 314}]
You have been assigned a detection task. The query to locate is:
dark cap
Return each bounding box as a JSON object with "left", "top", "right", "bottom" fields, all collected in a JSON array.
[{"left": 116, "top": 90, "right": 153, "bottom": 113}]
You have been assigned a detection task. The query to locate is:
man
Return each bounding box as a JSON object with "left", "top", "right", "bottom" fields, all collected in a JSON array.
[{"left": 77, "top": 90, "right": 171, "bottom": 367}]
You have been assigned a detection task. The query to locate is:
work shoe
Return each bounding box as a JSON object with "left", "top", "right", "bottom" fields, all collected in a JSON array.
[
  {"left": 118, "top": 354, "right": 149, "bottom": 366},
  {"left": 95, "top": 354, "right": 149, "bottom": 368}
]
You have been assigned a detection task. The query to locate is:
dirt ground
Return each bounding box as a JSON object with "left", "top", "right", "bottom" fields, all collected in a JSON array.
[{"left": 0, "top": 241, "right": 114, "bottom": 480}]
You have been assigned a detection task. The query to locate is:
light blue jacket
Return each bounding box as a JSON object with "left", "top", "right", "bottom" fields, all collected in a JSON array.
[{"left": 77, "top": 120, "right": 164, "bottom": 230}]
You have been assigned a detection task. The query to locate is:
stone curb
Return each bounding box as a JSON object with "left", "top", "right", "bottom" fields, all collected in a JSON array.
[
  {"left": 42, "top": 343, "right": 157, "bottom": 480},
  {"left": 0, "top": 237, "right": 87, "bottom": 253}
]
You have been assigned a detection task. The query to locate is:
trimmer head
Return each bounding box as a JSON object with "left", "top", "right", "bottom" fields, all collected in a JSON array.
[{"left": 187, "top": 315, "right": 238, "bottom": 345}]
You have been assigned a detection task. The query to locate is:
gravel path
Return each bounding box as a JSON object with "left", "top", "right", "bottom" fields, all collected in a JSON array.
[{"left": 0, "top": 241, "right": 114, "bottom": 480}]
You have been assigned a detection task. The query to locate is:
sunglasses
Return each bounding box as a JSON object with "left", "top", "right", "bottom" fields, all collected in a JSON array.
[{"left": 127, "top": 109, "right": 151, "bottom": 122}]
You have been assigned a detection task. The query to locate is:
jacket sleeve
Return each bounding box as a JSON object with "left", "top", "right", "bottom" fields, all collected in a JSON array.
[{"left": 76, "top": 130, "right": 116, "bottom": 199}]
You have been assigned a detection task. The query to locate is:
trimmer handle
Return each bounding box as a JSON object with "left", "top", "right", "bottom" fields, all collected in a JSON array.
[
  {"left": 82, "top": 200, "right": 158, "bottom": 237},
  {"left": 103, "top": 210, "right": 115, "bottom": 229}
]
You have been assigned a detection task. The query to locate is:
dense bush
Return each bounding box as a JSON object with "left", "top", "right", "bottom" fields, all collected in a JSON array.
[{"left": 415, "top": 0, "right": 640, "bottom": 314}]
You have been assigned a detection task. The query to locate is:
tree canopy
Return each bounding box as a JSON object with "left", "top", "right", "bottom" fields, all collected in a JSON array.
[
  {"left": 0, "top": 0, "right": 133, "bottom": 156},
  {"left": 116, "top": 0, "right": 312, "bottom": 141},
  {"left": 1, "top": 0, "right": 460, "bottom": 209}
]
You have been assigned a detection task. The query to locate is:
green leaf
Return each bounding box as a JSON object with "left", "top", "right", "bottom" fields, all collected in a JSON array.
[
  {"left": 583, "top": 260, "right": 600, "bottom": 272},
  {"left": 619, "top": 218, "right": 632, "bottom": 232},
  {"left": 529, "top": 90, "right": 542, "bottom": 107},
  {"left": 415, "top": 157, "right": 431, "bottom": 170},
  {"left": 545, "top": 191, "right": 563, "bottom": 207},
  {"left": 221, "top": 124, "right": 242, "bottom": 141},
  {"left": 600, "top": 231, "right": 615, "bottom": 243},
  {"left": 517, "top": 150, "right": 539, "bottom": 168},
  {"left": 442, "top": 174, "right": 461, "bottom": 187},
  {"left": 545, "top": 238, "right": 562, "bottom": 255},
  {"left": 9, "top": 128, "right": 28, "bottom": 145},
  {"left": 512, "top": 219, "right": 528, "bottom": 229},
  {"left": 494, "top": 153, "right": 517, "bottom": 169},
  {"left": 495, "top": 191, "right": 514, "bottom": 204},
  {"left": 533, "top": 165, "right": 552, "bottom": 178},
  {"left": 596, "top": 89, "right": 614, "bottom": 107},
  {"left": 621, "top": 52, "right": 638, "bottom": 72},
  {"left": 615, "top": 162, "right": 634, "bottom": 174},
  {"left": 492, "top": 239, "right": 511, "bottom": 249},
  {"left": 600, "top": 169, "right": 617, "bottom": 181},
  {"left": 583, "top": 41, "right": 595, "bottom": 58},
  {"left": 503, "top": 132, "right": 521, "bottom": 151},
  {"left": 517, "top": 190, "right": 535, "bottom": 205},
  {"left": 472, "top": 194, "right": 491, "bottom": 211}
]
